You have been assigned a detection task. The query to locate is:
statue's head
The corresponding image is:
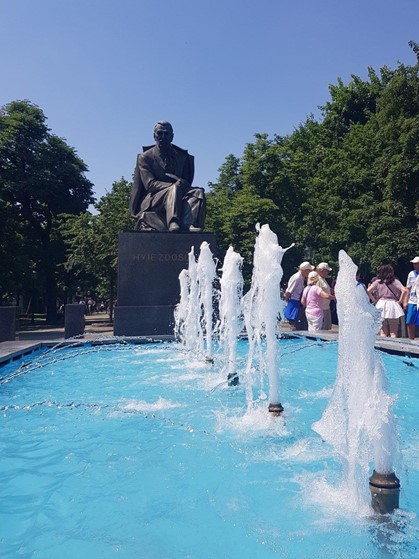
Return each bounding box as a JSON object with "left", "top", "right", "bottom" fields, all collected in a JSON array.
[{"left": 154, "top": 121, "right": 174, "bottom": 150}]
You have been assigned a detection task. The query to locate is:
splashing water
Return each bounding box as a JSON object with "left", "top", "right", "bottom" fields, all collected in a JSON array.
[
  {"left": 175, "top": 243, "right": 217, "bottom": 359},
  {"left": 218, "top": 246, "right": 244, "bottom": 381},
  {"left": 174, "top": 268, "right": 189, "bottom": 343},
  {"left": 242, "top": 224, "right": 293, "bottom": 409},
  {"left": 197, "top": 241, "right": 217, "bottom": 360},
  {"left": 312, "top": 249, "right": 399, "bottom": 514},
  {"left": 175, "top": 247, "right": 201, "bottom": 353}
]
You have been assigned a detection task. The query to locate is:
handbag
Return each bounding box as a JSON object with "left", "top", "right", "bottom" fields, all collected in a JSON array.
[{"left": 284, "top": 299, "right": 300, "bottom": 321}]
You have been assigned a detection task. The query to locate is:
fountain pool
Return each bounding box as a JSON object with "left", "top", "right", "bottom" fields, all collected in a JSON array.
[{"left": 0, "top": 338, "right": 418, "bottom": 558}]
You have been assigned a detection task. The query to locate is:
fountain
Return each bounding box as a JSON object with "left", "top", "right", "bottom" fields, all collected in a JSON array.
[
  {"left": 0, "top": 229, "right": 417, "bottom": 558},
  {"left": 177, "top": 234, "right": 401, "bottom": 514},
  {"left": 218, "top": 246, "right": 244, "bottom": 386},
  {"left": 313, "top": 249, "right": 400, "bottom": 514},
  {"left": 174, "top": 247, "right": 200, "bottom": 354},
  {"left": 174, "top": 243, "right": 216, "bottom": 362},
  {"left": 176, "top": 224, "right": 293, "bottom": 411},
  {"left": 197, "top": 241, "right": 217, "bottom": 362},
  {"left": 241, "top": 224, "right": 293, "bottom": 415}
]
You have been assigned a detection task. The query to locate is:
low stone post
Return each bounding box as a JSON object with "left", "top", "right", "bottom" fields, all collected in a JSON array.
[
  {"left": 0, "top": 306, "right": 17, "bottom": 342},
  {"left": 64, "top": 304, "right": 85, "bottom": 339}
]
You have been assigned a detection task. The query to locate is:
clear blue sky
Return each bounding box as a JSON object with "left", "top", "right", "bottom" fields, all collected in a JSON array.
[{"left": 1, "top": 0, "right": 418, "bottom": 205}]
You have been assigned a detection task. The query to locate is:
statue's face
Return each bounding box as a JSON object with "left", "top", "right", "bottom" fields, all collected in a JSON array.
[{"left": 154, "top": 124, "right": 174, "bottom": 150}]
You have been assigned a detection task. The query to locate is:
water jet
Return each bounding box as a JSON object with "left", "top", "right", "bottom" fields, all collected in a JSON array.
[{"left": 313, "top": 250, "right": 401, "bottom": 516}]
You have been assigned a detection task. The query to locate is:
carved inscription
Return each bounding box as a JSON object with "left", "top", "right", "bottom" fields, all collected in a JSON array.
[{"left": 131, "top": 252, "right": 188, "bottom": 262}]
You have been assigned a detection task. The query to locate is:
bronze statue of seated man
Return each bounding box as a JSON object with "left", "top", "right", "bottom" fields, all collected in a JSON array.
[{"left": 130, "top": 121, "right": 206, "bottom": 232}]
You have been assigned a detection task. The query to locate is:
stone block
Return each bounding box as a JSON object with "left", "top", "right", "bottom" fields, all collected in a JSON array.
[
  {"left": 114, "top": 306, "right": 174, "bottom": 336},
  {"left": 65, "top": 304, "right": 85, "bottom": 339},
  {"left": 0, "top": 306, "right": 17, "bottom": 342},
  {"left": 114, "top": 231, "right": 217, "bottom": 336}
]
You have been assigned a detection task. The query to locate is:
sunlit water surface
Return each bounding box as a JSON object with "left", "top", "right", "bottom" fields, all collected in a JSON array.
[{"left": 0, "top": 338, "right": 418, "bottom": 558}]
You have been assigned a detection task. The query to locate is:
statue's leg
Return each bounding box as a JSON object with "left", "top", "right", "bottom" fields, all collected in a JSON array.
[
  {"left": 182, "top": 188, "right": 206, "bottom": 230},
  {"left": 136, "top": 212, "right": 166, "bottom": 231},
  {"left": 136, "top": 192, "right": 168, "bottom": 231},
  {"left": 164, "top": 182, "right": 183, "bottom": 228}
]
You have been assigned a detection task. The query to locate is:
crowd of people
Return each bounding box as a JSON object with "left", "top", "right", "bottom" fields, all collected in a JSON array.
[{"left": 283, "top": 256, "right": 419, "bottom": 340}]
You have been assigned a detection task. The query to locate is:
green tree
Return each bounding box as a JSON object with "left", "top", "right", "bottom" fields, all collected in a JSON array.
[
  {"left": 206, "top": 154, "right": 243, "bottom": 255},
  {"left": 0, "top": 100, "right": 95, "bottom": 319},
  {"left": 295, "top": 58, "right": 419, "bottom": 279},
  {"left": 62, "top": 178, "right": 133, "bottom": 319},
  {"left": 0, "top": 198, "right": 30, "bottom": 301},
  {"left": 207, "top": 136, "right": 307, "bottom": 280},
  {"left": 207, "top": 47, "right": 419, "bottom": 284},
  {"left": 223, "top": 185, "right": 281, "bottom": 281}
]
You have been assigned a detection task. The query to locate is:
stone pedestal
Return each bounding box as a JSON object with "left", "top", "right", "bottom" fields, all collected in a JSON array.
[
  {"left": 65, "top": 304, "right": 85, "bottom": 339},
  {"left": 0, "top": 306, "right": 17, "bottom": 342},
  {"left": 114, "top": 231, "right": 217, "bottom": 336}
]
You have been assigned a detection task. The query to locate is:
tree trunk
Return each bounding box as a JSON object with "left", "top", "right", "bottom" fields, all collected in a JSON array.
[
  {"left": 45, "top": 271, "right": 57, "bottom": 323},
  {"left": 108, "top": 273, "right": 115, "bottom": 323}
]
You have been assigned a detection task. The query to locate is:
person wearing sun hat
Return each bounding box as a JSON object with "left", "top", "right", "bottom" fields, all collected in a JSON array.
[
  {"left": 316, "top": 262, "right": 333, "bottom": 330},
  {"left": 301, "top": 271, "right": 336, "bottom": 331},
  {"left": 284, "top": 261, "right": 314, "bottom": 330},
  {"left": 404, "top": 256, "right": 419, "bottom": 340}
]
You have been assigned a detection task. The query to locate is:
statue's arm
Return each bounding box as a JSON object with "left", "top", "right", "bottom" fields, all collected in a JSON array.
[{"left": 139, "top": 155, "right": 174, "bottom": 194}]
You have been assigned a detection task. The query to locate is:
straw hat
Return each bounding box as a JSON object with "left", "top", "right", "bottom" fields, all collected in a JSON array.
[
  {"left": 316, "top": 262, "right": 332, "bottom": 271},
  {"left": 307, "top": 271, "right": 319, "bottom": 284},
  {"left": 299, "top": 261, "right": 314, "bottom": 271}
]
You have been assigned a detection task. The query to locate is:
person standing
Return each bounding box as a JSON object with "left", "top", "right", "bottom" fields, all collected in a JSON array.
[
  {"left": 316, "top": 262, "right": 333, "bottom": 330},
  {"left": 301, "top": 271, "right": 336, "bottom": 332},
  {"left": 284, "top": 261, "right": 314, "bottom": 330},
  {"left": 404, "top": 256, "right": 419, "bottom": 340},
  {"left": 367, "top": 264, "right": 407, "bottom": 338}
]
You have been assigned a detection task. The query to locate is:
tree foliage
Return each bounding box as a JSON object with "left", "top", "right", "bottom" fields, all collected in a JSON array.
[
  {"left": 1, "top": 47, "right": 418, "bottom": 307},
  {"left": 207, "top": 48, "right": 419, "bottom": 283},
  {"left": 61, "top": 178, "right": 133, "bottom": 318},
  {"left": 0, "top": 100, "right": 95, "bottom": 317}
]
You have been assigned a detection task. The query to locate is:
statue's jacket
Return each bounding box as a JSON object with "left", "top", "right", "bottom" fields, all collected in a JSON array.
[{"left": 130, "top": 144, "right": 195, "bottom": 217}]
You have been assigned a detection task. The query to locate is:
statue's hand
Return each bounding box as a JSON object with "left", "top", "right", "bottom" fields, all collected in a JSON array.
[{"left": 165, "top": 173, "right": 191, "bottom": 193}]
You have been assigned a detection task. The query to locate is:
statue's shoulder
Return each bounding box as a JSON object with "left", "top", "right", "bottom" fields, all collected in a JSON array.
[
  {"left": 139, "top": 145, "right": 155, "bottom": 159},
  {"left": 136, "top": 145, "right": 156, "bottom": 166},
  {"left": 172, "top": 144, "right": 194, "bottom": 166},
  {"left": 137, "top": 144, "right": 194, "bottom": 164},
  {"left": 171, "top": 144, "right": 190, "bottom": 156}
]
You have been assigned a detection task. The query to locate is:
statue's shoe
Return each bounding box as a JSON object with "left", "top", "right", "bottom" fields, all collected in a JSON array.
[
  {"left": 169, "top": 222, "right": 181, "bottom": 232},
  {"left": 188, "top": 225, "right": 203, "bottom": 232}
]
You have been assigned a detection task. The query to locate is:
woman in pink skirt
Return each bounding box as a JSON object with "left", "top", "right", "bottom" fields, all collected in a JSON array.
[
  {"left": 367, "top": 264, "right": 407, "bottom": 338},
  {"left": 301, "top": 271, "right": 336, "bottom": 331}
]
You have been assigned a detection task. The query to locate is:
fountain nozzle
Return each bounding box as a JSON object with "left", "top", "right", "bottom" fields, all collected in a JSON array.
[
  {"left": 369, "top": 470, "right": 400, "bottom": 514},
  {"left": 227, "top": 372, "right": 239, "bottom": 386},
  {"left": 268, "top": 402, "right": 284, "bottom": 416}
]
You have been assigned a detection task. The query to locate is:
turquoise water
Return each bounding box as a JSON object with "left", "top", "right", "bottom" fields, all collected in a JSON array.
[{"left": 0, "top": 338, "right": 418, "bottom": 558}]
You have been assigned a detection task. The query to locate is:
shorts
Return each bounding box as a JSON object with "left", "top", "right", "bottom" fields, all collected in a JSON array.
[
  {"left": 406, "top": 303, "right": 419, "bottom": 325},
  {"left": 305, "top": 311, "right": 323, "bottom": 331}
]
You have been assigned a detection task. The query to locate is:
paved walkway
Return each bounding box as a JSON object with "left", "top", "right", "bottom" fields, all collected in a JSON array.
[{"left": 1, "top": 314, "right": 419, "bottom": 366}]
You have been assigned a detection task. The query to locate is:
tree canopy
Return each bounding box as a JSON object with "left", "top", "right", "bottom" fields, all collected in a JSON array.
[
  {"left": 61, "top": 177, "right": 133, "bottom": 318},
  {"left": 1, "top": 46, "right": 418, "bottom": 311},
  {"left": 206, "top": 50, "right": 419, "bottom": 283},
  {"left": 0, "top": 100, "right": 95, "bottom": 317}
]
